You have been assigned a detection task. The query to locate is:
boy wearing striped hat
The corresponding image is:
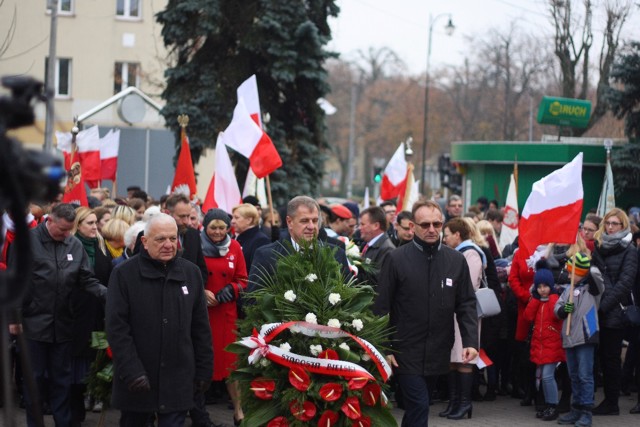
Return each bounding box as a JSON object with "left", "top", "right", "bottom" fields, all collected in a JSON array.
[{"left": 554, "top": 252, "right": 605, "bottom": 427}]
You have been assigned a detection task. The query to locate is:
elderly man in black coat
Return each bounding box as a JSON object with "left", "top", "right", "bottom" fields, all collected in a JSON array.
[
  {"left": 106, "top": 214, "right": 213, "bottom": 427},
  {"left": 374, "top": 200, "right": 478, "bottom": 427}
]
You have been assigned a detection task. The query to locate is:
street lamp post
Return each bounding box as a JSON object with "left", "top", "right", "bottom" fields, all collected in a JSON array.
[{"left": 421, "top": 13, "right": 455, "bottom": 195}]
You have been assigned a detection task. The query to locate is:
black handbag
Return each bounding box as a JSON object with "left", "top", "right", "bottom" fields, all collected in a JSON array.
[{"left": 620, "top": 292, "right": 640, "bottom": 327}]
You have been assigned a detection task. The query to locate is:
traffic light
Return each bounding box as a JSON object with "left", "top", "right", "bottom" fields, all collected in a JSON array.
[{"left": 373, "top": 167, "right": 383, "bottom": 183}]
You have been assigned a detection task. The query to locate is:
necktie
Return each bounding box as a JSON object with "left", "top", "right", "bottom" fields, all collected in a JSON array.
[{"left": 362, "top": 244, "right": 369, "bottom": 255}]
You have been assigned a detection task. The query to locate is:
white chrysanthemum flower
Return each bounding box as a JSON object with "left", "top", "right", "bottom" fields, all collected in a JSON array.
[
  {"left": 346, "top": 243, "right": 361, "bottom": 258},
  {"left": 328, "top": 293, "right": 341, "bottom": 305},
  {"left": 361, "top": 353, "right": 371, "bottom": 361},
  {"left": 305, "top": 273, "right": 318, "bottom": 282},
  {"left": 284, "top": 290, "right": 297, "bottom": 302},
  {"left": 305, "top": 312, "right": 318, "bottom": 324},
  {"left": 309, "top": 344, "right": 323, "bottom": 356},
  {"left": 339, "top": 342, "right": 350, "bottom": 351},
  {"left": 352, "top": 319, "right": 364, "bottom": 331},
  {"left": 327, "top": 318, "right": 341, "bottom": 328},
  {"left": 279, "top": 342, "right": 292, "bottom": 352},
  {"left": 259, "top": 358, "right": 271, "bottom": 367}
]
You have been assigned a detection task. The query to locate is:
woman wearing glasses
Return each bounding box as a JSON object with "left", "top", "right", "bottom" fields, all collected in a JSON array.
[
  {"left": 581, "top": 214, "right": 602, "bottom": 254},
  {"left": 591, "top": 208, "right": 638, "bottom": 415}
]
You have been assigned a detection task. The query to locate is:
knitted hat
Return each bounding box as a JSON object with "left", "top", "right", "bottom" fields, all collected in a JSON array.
[
  {"left": 203, "top": 208, "right": 231, "bottom": 229},
  {"left": 566, "top": 252, "right": 590, "bottom": 276},
  {"left": 534, "top": 259, "right": 555, "bottom": 288}
]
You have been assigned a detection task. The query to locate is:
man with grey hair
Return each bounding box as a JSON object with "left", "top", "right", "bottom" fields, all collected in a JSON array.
[
  {"left": 106, "top": 213, "right": 213, "bottom": 427},
  {"left": 247, "top": 196, "right": 350, "bottom": 293},
  {"left": 445, "top": 194, "right": 464, "bottom": 221},
  {"left": 8, "top": 203, "right": 107, "bottom": 427}
]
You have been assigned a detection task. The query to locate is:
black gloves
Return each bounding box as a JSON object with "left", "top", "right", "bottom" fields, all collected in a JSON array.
[
  {"left": 128, "top": 375, "right": 151, "bottom": 392},
  {"left": 194, "top": 380, "right": 210, "bottom": 394},
  {"left": 215, "top": 284, "right": 235, "bottom": 303}
]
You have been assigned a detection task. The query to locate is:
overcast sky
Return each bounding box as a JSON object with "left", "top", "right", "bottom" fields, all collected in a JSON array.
[{"left": 328, "top": 0, "right": 640, "bottom": 75}]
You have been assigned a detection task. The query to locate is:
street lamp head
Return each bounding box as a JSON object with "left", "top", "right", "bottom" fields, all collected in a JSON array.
[
  {"left": 445, "top": 18, "right": 455, "bottom": 36},
  {"left": 405, "top": 136, "right": 414, "bottom": 156}
]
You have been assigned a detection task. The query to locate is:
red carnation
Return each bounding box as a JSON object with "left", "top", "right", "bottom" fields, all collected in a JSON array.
[
  {"left": 317, "top": 410, "right": 339, "bottom": 427},
  {"left": 290, "top": 400, "right": 317, "bottom": 421},
  {"left": 341, "top": 396, "right": 362, "bottom": 419},
  {"left": 362, "top": 382, "right": 381, "bottom": 406},
  {"left": 319, "top": 383, "right": 343, "bottom": 402},
  {"left": 318, "top": 349, "right": 339, "bottom": 360},
  {"left": 352, "top": 416, "right": 372, "bottom": 427},
  {"left": 347, "top": 377, "right": 368, "bottom": 390},
  {"left": 106, "top": 347, "right": 113, "bottom": 359},
  {"left": 250, "top": 378, "right": 276, "bottom": 400},
  {"left": 288, "top": 367, "right": 311, "bottom": 391},
  {"left": 267, "top": 416, "right": 289, "bottom": 427}
]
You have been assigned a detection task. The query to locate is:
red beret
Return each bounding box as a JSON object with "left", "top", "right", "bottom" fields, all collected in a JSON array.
[{"left": 331, "top": 204, "right": 353, "bottom": 219}]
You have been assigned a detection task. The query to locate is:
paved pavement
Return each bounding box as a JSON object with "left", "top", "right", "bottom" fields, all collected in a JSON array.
[{"left": 5, "top": 389, "right": 639, "bottom": 427}]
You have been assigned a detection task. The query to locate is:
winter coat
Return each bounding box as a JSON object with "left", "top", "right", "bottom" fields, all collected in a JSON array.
[
  {"left": 236, "top": 225, "right": 270, "bottom": 270},
  {"left": 10, "top": 221, "right": 106, "bottom": 343},
  {"left": 509, "top": 249, "right": 535, "bottom": 341},
  {"left": 203, "top": 239, "right": 247, "bottom": 380},
  {"left": 359, "top": 233, "right": 396, "bottom": 289},
  {"left": 524, "top": 294, "right": 565, "bottom": 364},
  {"left": 106, "top": 249, "right": 213, "bottom": 413},
  {"left": 374, "top": 237, "right": 478, "bottom": 376},
  {"left": 593, "top": 237, "right": 637, "bottom": 329},
  {"left": 554, "top": 267, "right": 605, "bottom": 348}
]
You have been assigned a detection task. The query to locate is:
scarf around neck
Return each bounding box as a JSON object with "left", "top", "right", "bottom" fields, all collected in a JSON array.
[
  {"left": 201, "top": 230, "right": 231, "bottom": 258},
  {"left": 599, "top": 229, "right": 631, "bottom": 252},
  {"left": 75, "top": 232, "right": 96, "bottom": 266}
]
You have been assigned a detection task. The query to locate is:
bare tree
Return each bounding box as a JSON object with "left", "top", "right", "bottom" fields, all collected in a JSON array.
[{"left": 0, "top": 0, "right": 17, "bottom": 60}]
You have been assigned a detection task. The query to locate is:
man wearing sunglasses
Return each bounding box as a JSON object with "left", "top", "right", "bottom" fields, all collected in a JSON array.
[{"left": 375, "top": 200, "right": 478, "bottom": 427}]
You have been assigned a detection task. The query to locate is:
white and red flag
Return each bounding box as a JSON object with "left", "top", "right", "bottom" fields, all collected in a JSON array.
[
  {"left": 171, "top": 131, "right": 197, "bottom": 199},
  {"left": 518, "top": 153, "right": 583, "bottom": 260},
  {"left": 499, "top": 173, "right": 519, "bottom": 250},
  {"left": 237, "top": 74, "right": 263, "bottom": 127},
  {"left": 202, "top": 134, "right": 242, "bottom": 214},
  {"left": 56, "top": 125, "right": 101, "bottom": 188},
  {"left": 380, "top": 142, "right": 408, "bottom": 206},
  {"left": 99, "top": 129, "right": 120, "bottom": 182}
]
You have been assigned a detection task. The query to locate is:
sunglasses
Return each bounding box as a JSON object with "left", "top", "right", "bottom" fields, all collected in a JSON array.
[{"left": 415, "top": 221, "right": 443, "bottom": 230}]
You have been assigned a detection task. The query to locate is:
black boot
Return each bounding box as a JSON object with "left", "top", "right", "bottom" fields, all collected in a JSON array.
[
  {"left": 439, "top": 371, "right": 458, "bottom": 417},
  {"left": 448, "top": 372, "right": 473, "bottom": 420}
]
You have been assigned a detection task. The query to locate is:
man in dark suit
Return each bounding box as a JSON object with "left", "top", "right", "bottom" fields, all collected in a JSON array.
[
  {"left": 358, "top": 206, "right": 396, "bottom": 289},
  {"left": 247, "top": 196, "right": 351, "bottom": 293}
]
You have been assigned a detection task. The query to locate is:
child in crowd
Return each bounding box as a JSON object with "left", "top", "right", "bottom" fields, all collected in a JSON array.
[
  {"left": 524, "top": 261, "right": 565, "bottom": 421},
  {"left": 554, "top": 253, "right": 605, "bottom": 427}
]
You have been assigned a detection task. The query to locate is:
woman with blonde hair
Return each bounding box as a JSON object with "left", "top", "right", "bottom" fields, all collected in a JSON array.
[
  {"left": 591, "top": 208, "right": 638, "bottom": 415},
  {"left": 101, "top": 218, "right": 130, "bottom": 260},
  {"left": 476, "top": 219, "right": 501, "bottom": 259},
  {"left": 232, "top": 203, "right": 270, "bottom": 270},
  {"left": 111, "top": 204, "right": 137, "bottom": 226}
]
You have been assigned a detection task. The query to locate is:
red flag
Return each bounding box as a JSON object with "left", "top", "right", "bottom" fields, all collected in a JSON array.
[
  {"left": 202, "top": 134, "right": 242, "bottom": 214},
  {"left": 380, "top": 143, "right": 408, "bottom": 207},
  {"left": 57, "top": 126, "right": 101, "bottom": 189},
  {"left": 61, "top": 139, "right": 88, "bottom": 206},
  {"left": 100, "top": 129, "right": 120, "bottom": 181},
  {"left": 171, "top": 131, "right": 197, "bottom": 199},
  {"left": 518, "top": 153, "right": 583, "bottom": 260}
]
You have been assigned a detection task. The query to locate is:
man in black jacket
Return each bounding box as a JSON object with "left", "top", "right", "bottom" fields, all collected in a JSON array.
[
  {"left": 374, "top": 200, "right": 478, "bottom": 427},
  {"left": 106, "top": 214, "right": 213, "bottom": 427},
  {"left": 9, "top": 203, "right": 107, "bottom": 427},
  {"left": 358, "top": 206, "right": 395, "bottom": 289}
]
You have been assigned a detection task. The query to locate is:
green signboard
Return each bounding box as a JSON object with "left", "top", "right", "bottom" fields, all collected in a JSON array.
[{"left": 537, "top": 96, "right": 591, "bottom": 128}]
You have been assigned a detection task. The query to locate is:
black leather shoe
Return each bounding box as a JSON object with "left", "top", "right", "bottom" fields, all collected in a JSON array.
[
  {"left": 592, "top": 400, "right": 619, "bottom": 416},
  {"left": 629, "top": 403, "right": 640, "bottom": 414}
]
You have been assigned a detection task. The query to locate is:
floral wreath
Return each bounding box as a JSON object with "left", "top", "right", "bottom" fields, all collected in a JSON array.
[{"left": 228, "top": 239, "right": 396, "bottom": 426}]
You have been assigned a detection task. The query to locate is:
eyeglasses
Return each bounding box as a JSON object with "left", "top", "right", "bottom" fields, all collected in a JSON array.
[
  {"left": 582, "top": 227, "right": 597, "bottom": 233},
  {"left": 605, "top": 221, "right": 622, "bottom": 227},
  {"left": 415, "top": 221, "right": 443, "bottom": 230}
]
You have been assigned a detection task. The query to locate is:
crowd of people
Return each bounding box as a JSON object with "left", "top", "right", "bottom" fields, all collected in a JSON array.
[{"left": 1, "top": 185, "right": 639, "bottom": 427}]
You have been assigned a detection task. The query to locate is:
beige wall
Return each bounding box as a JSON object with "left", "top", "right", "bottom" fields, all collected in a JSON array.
[{"left": 0, "top": 0, "right": 169, "bottom": 145}]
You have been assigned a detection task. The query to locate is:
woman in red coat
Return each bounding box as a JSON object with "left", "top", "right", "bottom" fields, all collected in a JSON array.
[
  {"left": 201, "top": 209, "right": 248, "bottom": 425},
  {"left": 524, "top": 262, "right": 565, "bottom": 421}
]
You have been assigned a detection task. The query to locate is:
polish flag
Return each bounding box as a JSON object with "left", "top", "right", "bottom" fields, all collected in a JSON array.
[
  {"left": 171, "top": 131, "right": 197, "bottom": 199},
  {"left": 518, "top": 153, "right": 583, "bottom": 260},
  {"left": 499, "top": 173, "right": 519, "bottom": 250},
  {"left": 202, "top": 134, "right": 242, "bottom": 214},
  {"left": 237, "top": 74, "right": 262, "bottom": 127},
  {"left": 380, "top": 143, "right": 408, "bottom": 204},
  {"left": 56, "top": 125, "right": 101, "bottom": 188},
  {"left": 100, "top": 129, "right": 120, "bottom": 182},
  {"left": 476, "top": 349, "right": 493, "bottom": 369},
  {"left": 223, "top": 98, "right": 282, "bottom": 179}
]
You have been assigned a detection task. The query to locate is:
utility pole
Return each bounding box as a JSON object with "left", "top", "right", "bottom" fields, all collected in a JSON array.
[
  {"left": 346, "top": 78, "right": 357, "bottom": 199},
  {"left": 44, "top": 0, "right": 59, "bottom": 153}
]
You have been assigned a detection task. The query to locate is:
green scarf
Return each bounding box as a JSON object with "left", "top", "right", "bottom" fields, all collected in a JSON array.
[{"left": 75, "top": 232, "right": 96, "bottom": 267}]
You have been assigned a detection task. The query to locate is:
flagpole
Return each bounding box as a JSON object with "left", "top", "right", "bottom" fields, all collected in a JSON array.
[
  {"left": 565, "top": 251, "right": 577, "bottom": 336},
  {"left": 112, "top": 178, "right": 118, "bottom": 200},
  {"left": 265, "top": 175, "right": 275, "bottom": 229}
]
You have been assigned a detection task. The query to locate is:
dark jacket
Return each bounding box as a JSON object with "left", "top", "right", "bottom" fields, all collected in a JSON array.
[
  {"left": 593, "top": 237, "right": 638, "bottom": 329},
  {"left": 360, "top": 233, "right": 396, "bottom": 289},
  {"left": 374, "top": 237, "right": 478, "bottom": 376},
  {"left": 106, "top": 249, "right": 213, "bottom": 413},
  {"left": 236, "top": 225, "right": 270, "bottom": 270},
  {"left": 11, "top": 221, "right": 106, "bottom": 343},
  {"left": 247, "top": 239, "right": 351, "bottom": 294}
]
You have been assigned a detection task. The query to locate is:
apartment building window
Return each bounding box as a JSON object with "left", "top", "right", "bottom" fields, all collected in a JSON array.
[
  {"left": 114, "top": 62, "right": 140, "bottom": 94},
  {"left": 116, "top": 0, "right": 141, "bottom": 19},
  {"left": 46, "top": 0, "right": 74, "bottom": 15},
  {"left": 44, "top": 57, "right": 72, "bottom": 98}
]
